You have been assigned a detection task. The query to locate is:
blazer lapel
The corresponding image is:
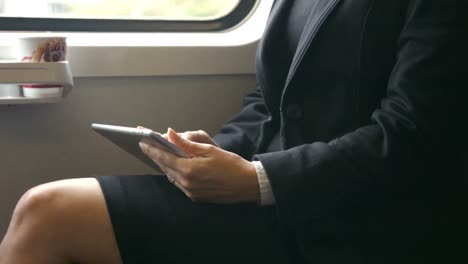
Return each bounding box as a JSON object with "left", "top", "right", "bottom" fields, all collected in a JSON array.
[
  {"left": 282, "top": 0, "right": 343, "bottom": 95},
  {"left": 256, "top": 0, "right": 292, "bottom": 109}
]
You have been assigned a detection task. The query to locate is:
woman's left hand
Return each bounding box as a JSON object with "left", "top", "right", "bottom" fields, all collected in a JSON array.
[{"left": 139, "top": 128, "right": 260, "bottom": 204}]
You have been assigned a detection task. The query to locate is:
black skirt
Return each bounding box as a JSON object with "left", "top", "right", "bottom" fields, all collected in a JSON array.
[{"left": 96, "top": 175, "right": 292, "bottom": 264}]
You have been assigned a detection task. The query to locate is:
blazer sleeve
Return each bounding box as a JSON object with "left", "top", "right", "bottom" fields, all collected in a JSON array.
[
  {"left": 213, "top": 85, "right": 270, "bottom": 160},
  {"left": 254, "top": 0, "right": 466, "bottom": 236}
]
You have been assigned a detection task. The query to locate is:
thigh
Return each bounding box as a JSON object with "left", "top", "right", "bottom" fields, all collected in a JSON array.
[
  {"left": 24, "top": 178, "right": 122, "bottom": 264},
  {"left": 97, "top": 175, "right": 292, "bottom": 264}
]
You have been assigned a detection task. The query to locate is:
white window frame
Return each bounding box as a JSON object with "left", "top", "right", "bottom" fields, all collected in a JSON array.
[
  {"left": 0, "top": 0, "right": 273, "bottom": 78},
  {"left": 0, "top": 0, "right": 255, "bottom": 32}
]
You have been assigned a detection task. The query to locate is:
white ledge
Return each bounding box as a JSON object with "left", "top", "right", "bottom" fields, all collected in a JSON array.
[{"left": 0, "top": 61, "right": 74, "bottom": 104}]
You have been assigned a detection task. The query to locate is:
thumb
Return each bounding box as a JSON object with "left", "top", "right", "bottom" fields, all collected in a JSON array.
[{"left": 167, "top": 128, "right": 209, "bottom": 156}]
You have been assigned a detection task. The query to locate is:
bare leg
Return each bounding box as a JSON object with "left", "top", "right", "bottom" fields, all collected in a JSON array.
[{"left": 0, "top": 178, "right": 123, "bottom": 264}]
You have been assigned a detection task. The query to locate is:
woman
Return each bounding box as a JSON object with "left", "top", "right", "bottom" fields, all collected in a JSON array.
[{"left": 0, "top": 0, "right": 466, "bottom": 263}]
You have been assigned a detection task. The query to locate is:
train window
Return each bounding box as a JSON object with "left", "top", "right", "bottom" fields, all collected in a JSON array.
[{"left": 0, "top": 0, "right": 257, "bottom": 32}]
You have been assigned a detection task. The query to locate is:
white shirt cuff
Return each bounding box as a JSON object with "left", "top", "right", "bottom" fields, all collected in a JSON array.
[{"left": 252, "top": 161, "right": 276, "bottom": 206}]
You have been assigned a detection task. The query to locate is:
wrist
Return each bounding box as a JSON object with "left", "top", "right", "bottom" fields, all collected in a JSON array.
[
  {"left": 252, "top": 160, "right": 276, "bottom": 206},
  {"left": 242, "top": 160, "right": 260, "bottom": 203}
]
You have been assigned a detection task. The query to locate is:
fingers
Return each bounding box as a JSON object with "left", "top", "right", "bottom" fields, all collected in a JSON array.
[
  {"left": 155, "top": 161, "right": 190, "bottom": 198},
  {"left": 159, "top": 130, "right": 184, "bottom": 141},
  {"left": 161, "top": 131, "right": 187, "bottom": 140},
  {"left": 159, "top": 164, "right": 184, "bottom": 186},
  {"left": 161, "top": 167, "right": 200, "bottom": 202},
  {"left": 160, "top": 128, "right": 218, "bottom": 147},
  {"left": 137, "top": 126, "right": 161, "bottom": 136},
  {"left": 167, "top": 128, "right": 212, "bottom": 156},
  {"left": 145, "top": 150, "right": 193, "bottom": 199},
  {"left": 162, "top": 131, "right": 201, "bottom": 143},
  {"left": 181, "top": 131, "right": 194, "bottom": 140},
  {"left": 140, "top": 142, "right": 202, "bottom": 192},
  {"left": 139, "top": 142, "right": 185, "bottom": 170},
  {"left": 181, "top": 130, "right": 202, "bottom": 141}
]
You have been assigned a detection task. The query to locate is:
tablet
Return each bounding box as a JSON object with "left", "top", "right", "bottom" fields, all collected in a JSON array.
[{"left": 91, "top": 123, "right": 190, "bottom": 174}]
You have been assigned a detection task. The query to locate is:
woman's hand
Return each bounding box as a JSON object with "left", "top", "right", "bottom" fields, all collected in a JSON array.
[
  {"left": 162, "top": 129, "right": 220, "bottom": 147},
  {"left": 139, "top": 128, "right": 259, "bottom": 204},
  {"left": 138, "top": 126, "right": 218, "bottom": 147}
]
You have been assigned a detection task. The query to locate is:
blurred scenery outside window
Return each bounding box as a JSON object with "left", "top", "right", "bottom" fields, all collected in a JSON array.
[{"left": 0, "top": 0, "right": 241, "bottom": 20}]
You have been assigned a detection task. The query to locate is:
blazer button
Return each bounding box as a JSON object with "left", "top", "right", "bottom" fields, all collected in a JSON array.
[{"left": 286, "top": 104, "right": 302, "bottom": 120}]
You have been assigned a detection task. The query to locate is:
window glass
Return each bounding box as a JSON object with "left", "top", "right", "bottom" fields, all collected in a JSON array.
[{"left": 0, "top": 0, "right": 240, "bottom": 21}]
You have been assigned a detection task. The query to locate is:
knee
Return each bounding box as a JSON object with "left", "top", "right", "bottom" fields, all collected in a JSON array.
[{"left": 11, "top": 183, "right": 65, "bottom": 230}]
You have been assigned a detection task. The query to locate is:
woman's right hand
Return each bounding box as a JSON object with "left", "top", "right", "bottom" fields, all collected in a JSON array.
[
  {"left": 137, "top": 126, "right": 219, "bottom": 147},
  {"left": 163, "top": 129, "right": 219, "bottom": 147}
]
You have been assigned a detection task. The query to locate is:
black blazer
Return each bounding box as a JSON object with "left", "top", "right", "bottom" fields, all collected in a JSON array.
[{"left": 215, "top": 0, "right": 467, "bottom": 263}]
